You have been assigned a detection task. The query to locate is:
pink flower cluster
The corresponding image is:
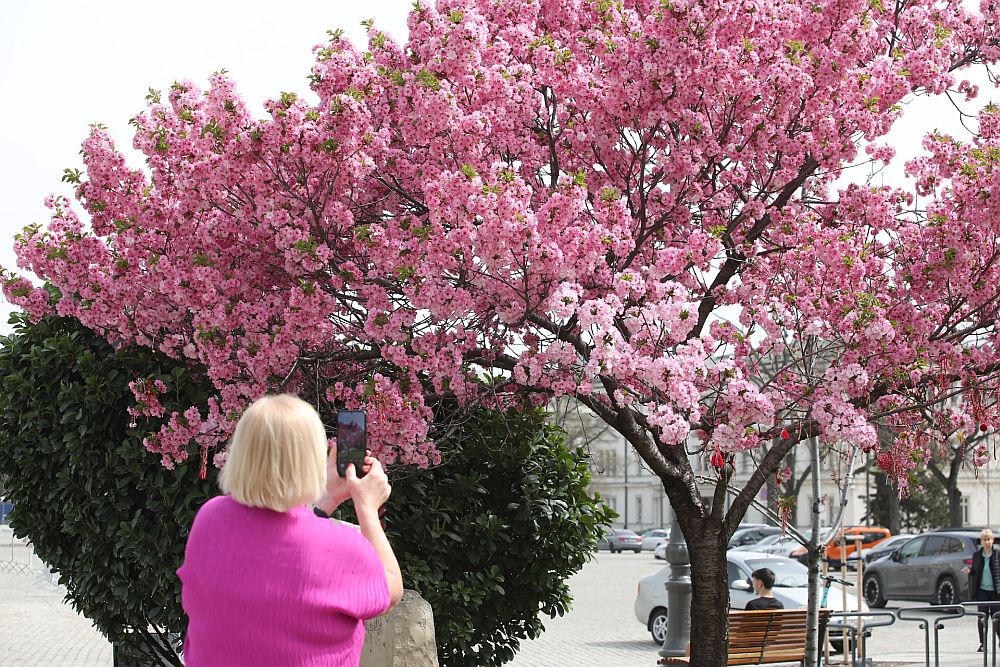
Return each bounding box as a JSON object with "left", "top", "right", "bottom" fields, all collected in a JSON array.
[
  {"left": 1, "top": 0, "right": 998, "bottom": 489},
  {"left": 127, "top": 378, "right": 168, "bottom": 422}
]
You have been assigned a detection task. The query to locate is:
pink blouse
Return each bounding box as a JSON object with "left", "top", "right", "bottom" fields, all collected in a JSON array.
[{"left": 178, "top": 495, "right": 390, "bottom": 666}]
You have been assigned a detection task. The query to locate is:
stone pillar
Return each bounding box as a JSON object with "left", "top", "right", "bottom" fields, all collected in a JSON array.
[
  {"left": 361, "top": 589, "right": 438, "bottom": 667},
  {"left": 659, "top": 517, "right": 692, "bottom": 658}
]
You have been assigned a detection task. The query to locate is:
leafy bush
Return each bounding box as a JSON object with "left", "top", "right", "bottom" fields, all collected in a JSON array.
[
  {"left": 0, "top": 314, "right": 213, "bottom": 665},
  {"left": 369, "top": 408, "right": 616, "bottom": 667},
  {"left": 0, "top": 314, "right": 613, "bottom": 667}
]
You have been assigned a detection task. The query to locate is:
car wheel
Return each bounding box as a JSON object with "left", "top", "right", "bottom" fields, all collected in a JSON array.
[
  {"left": 610, "top": 545, "right": 617, "bottom": 553},
  {"left": 863, "top": 573, "right": 887, "bottom": 608},
  {"left": 649, "top": 608, "right": 668, "bottom": 645},
  {"left": 829, "top": 639, "right": 844, "bottom": 654},
  {"left": 935, "top": 575, "right": 958, "bottom": 606},
  {"left": 633, "top": 547, "right": 642, "bottom": 553}
]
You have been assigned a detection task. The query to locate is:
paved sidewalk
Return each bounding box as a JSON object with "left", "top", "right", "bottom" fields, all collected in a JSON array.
[
  {"left": 1, "top": 547, "right": 997, "bottom": 667},
  {"left": 0, "top": 572, "right": 111, "bottom": 666}
]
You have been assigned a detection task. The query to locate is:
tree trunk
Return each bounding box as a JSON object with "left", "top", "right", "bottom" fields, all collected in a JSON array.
[
  {"left": 948, "top": 486, "right": 963, "bottom": 528},
  {"left": 683, "top": 525, "right": 731, "bottom": 667}
]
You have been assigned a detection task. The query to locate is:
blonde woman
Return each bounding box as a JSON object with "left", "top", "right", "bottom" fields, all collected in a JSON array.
[{"left": 178, "top": 394, "right": 402, "bottom": 666}]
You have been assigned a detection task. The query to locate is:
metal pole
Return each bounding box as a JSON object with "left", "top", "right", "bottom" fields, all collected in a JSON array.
[
  {"left": 840, "top": 532, "right": 849, "bottom": 666},
  {"left": 659, "top": 517, "right": 692, "bottom": 658},
  {"left": 623, "top": 439, "right": 629, "bottom": 529},
  {"left": 806, "top": 437, "right": 822, "bottom": 667},
  {"left": 865, "top": 452, "right": 871, "bottom": 527}
]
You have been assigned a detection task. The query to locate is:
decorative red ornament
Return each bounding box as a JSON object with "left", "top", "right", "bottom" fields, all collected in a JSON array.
[
  {"left": 780, "top": 428, "right": 790, "bottom": 439},
  {"left": 710, "top": 449, "right": 725, "bottom": 468},
  {"left": 981, "top": 423, "right": 989, "bottom": 432},
  {"left": 876, "top": 452, "right": 893, "bottom": 472}
]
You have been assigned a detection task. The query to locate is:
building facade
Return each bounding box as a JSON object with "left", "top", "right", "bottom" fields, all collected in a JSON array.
[{"left": 555, "top": 398, "right": 1000, "bottom": 533}]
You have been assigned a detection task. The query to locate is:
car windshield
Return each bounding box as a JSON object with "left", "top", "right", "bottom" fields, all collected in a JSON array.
[{"left": 745, "top": 558, "right": 809, "bottom": 588}]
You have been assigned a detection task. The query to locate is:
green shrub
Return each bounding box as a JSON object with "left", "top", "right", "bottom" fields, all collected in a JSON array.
[
  {"left": 0, "top": 314, "right": 613, "bottom": 667},
  {"left": 361, "top": 407, "right": 616, "bottom": 667},
  {"left": 0, "top": 314, "right": 213, "bottom": 665}
]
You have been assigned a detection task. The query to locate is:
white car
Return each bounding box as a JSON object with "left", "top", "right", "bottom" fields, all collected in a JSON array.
[
  {"left": 641, "top": 528, "right": 670, "bottom": 552},
  {"left": 635, "top": 551, "right": 864, "bottom": 648}
]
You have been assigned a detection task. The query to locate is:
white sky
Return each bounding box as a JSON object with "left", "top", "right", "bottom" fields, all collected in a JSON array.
[
  {"left": 0, "top": 2, "right": 991, "bottom": 337},
  {"left": 0, "top": 1, "right": 411, "bottom": 334}
]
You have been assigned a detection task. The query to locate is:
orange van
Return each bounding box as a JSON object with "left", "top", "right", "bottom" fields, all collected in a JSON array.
[{"left": 825, "top": 526, "right": 891, "bottom": 567}]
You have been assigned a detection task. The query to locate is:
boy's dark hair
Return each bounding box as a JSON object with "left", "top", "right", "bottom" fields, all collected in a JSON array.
[{"left": 751, "top": 567, "right": 776, "bottom": 590}]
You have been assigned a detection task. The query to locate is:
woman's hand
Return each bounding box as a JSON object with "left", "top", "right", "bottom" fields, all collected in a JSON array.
[
  {"left": 315, "top": 449, "right": 374, "bottom": 515},
  {"left": 346, "top": 457, "right": 391, "bottom": 517}
]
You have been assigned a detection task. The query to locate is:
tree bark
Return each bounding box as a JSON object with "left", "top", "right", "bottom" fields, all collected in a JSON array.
[
  {"left": 682, "top": 524, "right": 732, "bottom": 667},
  {"left": 948, "top": 486, "right": 963, "bottom": 527},
  {"left": 928, "top": 456, "right": 964, "bottom": 528}
]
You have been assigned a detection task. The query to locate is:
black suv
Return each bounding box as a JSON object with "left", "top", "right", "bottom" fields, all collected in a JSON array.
[{"left": 862, "top": 529, "right": 990, "bottom": 607}]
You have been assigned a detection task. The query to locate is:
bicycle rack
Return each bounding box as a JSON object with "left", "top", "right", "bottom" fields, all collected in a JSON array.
[
  {"left": 895, "top": 604, "right": 968, "bottom": 667},
  {"left": 828, "top": 610, "right": 896, "bottom": 667}
]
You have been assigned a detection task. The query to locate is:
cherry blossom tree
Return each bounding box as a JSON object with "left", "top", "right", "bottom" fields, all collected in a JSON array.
[{"left": 4, "top": 0, "right": 1000, "bottom": 664}]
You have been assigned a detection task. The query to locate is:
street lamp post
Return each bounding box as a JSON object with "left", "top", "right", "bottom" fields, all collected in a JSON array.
[
  {"left": 659, "top": 516, "right": 692, "bottom": 658},
  {"left": 623, "top": 439, "right": 629, "bottom": 529}
]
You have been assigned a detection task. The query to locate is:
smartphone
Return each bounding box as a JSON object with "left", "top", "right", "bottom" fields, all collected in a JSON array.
[{"left": 336, "top": 410, "right": 367, "bottom": 478}]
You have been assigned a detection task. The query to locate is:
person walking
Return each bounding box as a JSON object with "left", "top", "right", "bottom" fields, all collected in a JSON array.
[
  {"left": 746, "top": 567, "right": 784, "bottom": 611},
  {"left": 178, "top": 394, "right": 403, "bottom": 666},
  {"left": 965, "top": 528, "right": 1000, "bottom": 652}
]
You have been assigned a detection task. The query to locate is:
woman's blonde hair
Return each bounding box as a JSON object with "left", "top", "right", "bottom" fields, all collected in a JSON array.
[{"left": 219, "top": 394, "right": 328, "bottom": 512}]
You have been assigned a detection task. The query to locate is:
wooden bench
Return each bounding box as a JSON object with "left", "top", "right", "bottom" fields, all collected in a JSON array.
[{"left": 657, "top": 608, "right": 833, "bottom": 666}]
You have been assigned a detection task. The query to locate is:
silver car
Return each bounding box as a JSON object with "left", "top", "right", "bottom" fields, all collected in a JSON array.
[
  {"left": 846, "top": 534, "right": 914, "bottom": 568},
  {"left": 731, "top": 534, "right": 802, "bottom": 557},
  {"left": 635, "top": 551, "right": 862, "bottom": 647},
  {"left": 601, "top": 529, "right": 642, "bottom": 553}
]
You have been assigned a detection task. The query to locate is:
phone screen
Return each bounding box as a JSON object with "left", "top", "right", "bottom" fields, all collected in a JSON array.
[{"left": 336, "top": 410, "right": 367, "bottom": 478}]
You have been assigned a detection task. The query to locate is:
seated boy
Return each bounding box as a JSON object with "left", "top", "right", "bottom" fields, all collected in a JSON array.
[{"left": 745, "top": 567, "right": 784, "bottom": 610}]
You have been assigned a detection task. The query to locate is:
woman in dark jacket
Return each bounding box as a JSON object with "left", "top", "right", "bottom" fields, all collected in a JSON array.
[{"left": 965, "top": 529, "right": 1000, "bottom": 652}]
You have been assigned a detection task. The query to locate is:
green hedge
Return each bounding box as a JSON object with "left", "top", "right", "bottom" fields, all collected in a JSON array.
[
  {"left": 0, "top": 313, "right": 214, "bottom": 665},
  {"left": 378, "top": 407, "right": 616, "bottom": 666}
]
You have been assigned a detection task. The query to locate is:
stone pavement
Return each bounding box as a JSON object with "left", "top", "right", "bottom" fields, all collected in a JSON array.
[
  {"left": 0, "top": 572, "right": 111, "bottom": 666},
  {"left": 0, "top": 543, "right": 996, "bottom": 667},
  {"left": 507, "top": 552, "right": 993, "bottom": 667}
]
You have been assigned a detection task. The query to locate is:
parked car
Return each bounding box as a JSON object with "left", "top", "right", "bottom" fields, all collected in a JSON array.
[
  {"left": 862, "top": 529, "right": 990, "bottom": 607},
  {"left": 728, "top": 525, "right": 782, "bottom": 549},
  {"left": 635, "top": 551, "right": 862, "bottom": 649},
  {"left": 601, "top": 529, "right": 643, "bottom": 553},
  {"left": 847, "top": 534, "right": 914, "bottom": 568},
  {"left": 790, "top": 526, "right": 890, "bottom": 567},
  {"left": 732, "top": 534, "right": 783, "bottom": 552},
  {"left": 641, "top": 528, "right": 670, "bottom": 552},
  {"left": 654, "top": 541, "right": 668, "bottom": 560},
  {"left": 826, "top": 527, "right": 892, "bottom": 568},
  {"left": 733, "top": 534, "right": 802, "bottom": 558}
]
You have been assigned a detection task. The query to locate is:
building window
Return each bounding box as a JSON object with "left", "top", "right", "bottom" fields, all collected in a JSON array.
[
  {"left": 605, "top": 450, "right": 618, "bottom": 476},
  {"left": 961, "top": 496, "right": 970, "bottom": 525},
  {"left": 636, "top": 495, "right": 644, "bottom": 524}
]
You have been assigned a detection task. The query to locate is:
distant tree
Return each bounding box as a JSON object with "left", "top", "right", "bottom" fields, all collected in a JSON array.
[{"left": 871, "top": 466, "right": 950, "bottom": 533}]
